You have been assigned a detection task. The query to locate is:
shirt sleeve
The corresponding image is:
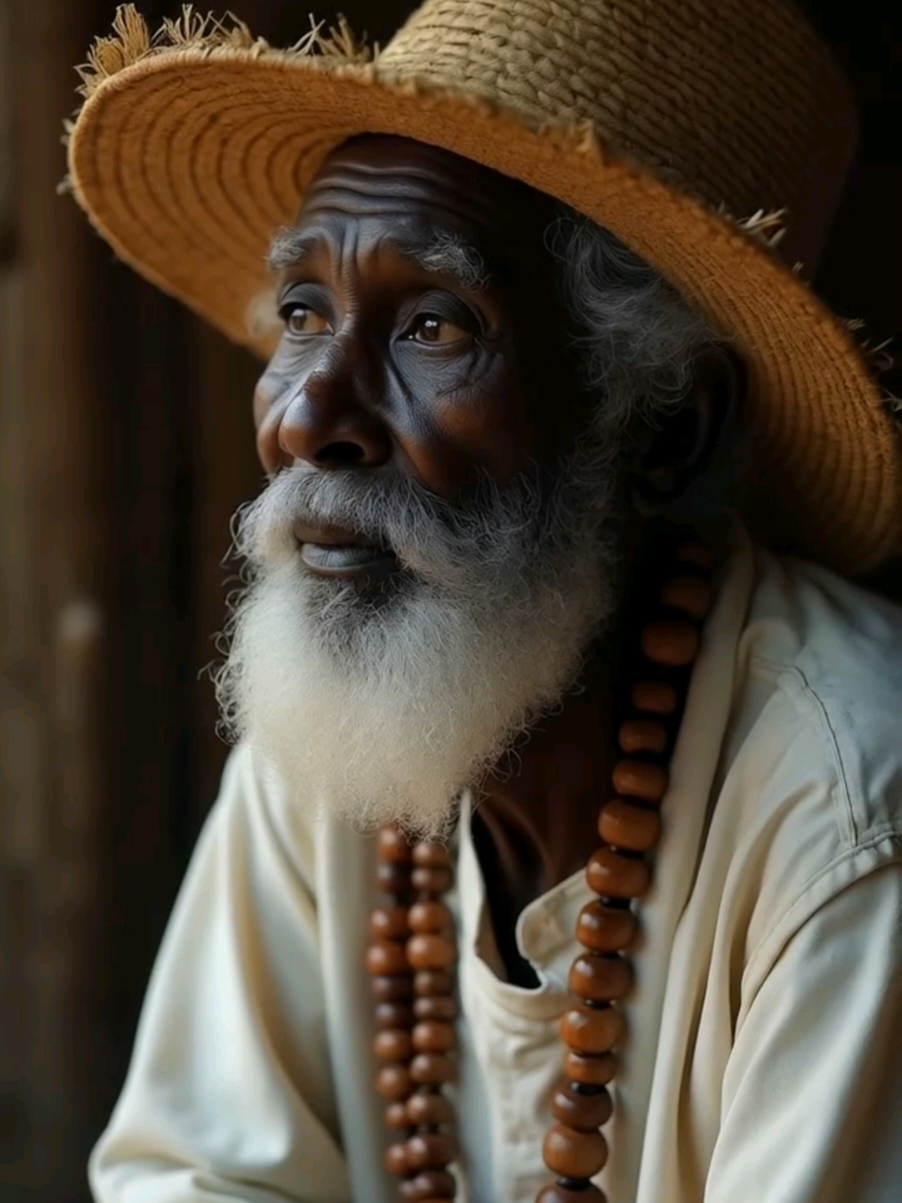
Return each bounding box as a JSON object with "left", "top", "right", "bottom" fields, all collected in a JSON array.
[
  {"left": 705, "top": 862, "right": 902, "bottom": 1203},
  {"left": 89, "top": 744, "right": 352, "bottom": 1203}
]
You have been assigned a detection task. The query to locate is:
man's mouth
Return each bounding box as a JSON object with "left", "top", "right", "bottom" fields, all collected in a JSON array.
[{"left": 293, "top": 523, "right": 398, "bottom": 582}]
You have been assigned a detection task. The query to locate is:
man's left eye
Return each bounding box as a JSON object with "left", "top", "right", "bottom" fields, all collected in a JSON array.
[
  {"left": 281, "top": 303, "right": 332, "bottom": 338},
  {"left": 408, "top": 314, "right": 469, "bottom": 345}
]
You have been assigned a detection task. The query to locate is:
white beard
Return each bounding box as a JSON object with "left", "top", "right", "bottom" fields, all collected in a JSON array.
[{"left": 214, "top": 447, "right": 621, "bottom": 840}]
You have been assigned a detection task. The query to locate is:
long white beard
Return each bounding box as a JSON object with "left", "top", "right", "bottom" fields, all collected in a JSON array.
[{"left": 214, "top": 448, "right": 620, "bottom": 839}]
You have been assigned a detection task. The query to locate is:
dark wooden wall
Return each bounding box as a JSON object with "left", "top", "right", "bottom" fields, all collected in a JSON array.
[{"left": 0, "top": 2, "right": 896, "bottom": 1199}]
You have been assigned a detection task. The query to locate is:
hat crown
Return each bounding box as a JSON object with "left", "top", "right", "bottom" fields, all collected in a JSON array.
[{"left": 378, "top": 0, "right": 856, "bottom": 269}]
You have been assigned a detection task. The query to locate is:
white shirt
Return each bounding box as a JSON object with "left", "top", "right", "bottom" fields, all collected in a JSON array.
[{"left": 90, "top": 532, "right": 902, "bottom": 1203}]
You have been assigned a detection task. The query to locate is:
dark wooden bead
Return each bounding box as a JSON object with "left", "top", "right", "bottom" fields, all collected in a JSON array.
[
  {"left": 378, "top": 826, "right": 414, "bottom": 863},
  {"left": 408, "top": 933, "right": 456, "bottom": 970},
  {"left": 375, "top": 1064, "right": 412, "bottom": 1099},
  {"left": 409, "top": 900, "right": 453, "bottom": 933},
  {"left": 372, "top": 974, "right": 414, "bottom": 1002},
  {"left": 370, "top": 906, "right": 411, "bottom": 940},
  {"left": 384, "top": 1140, "right": 410, "bottom": 1175},
  {"left": 675, "top": 541, "right": 713, "bottom": 571},
  {"left": 414, "top": 970, "right": 454, "bottom": 996},
  {"left": 412, "top": 841, "right": 453, "bottom": 868},
  {"left": 406, "top": 1132, "right": 458, "bottom": 1170},
  {"left": 598, "top": 799, "right": 662, "bottom": 853},
  {"left": 411, "top": 865, "right": 454, "bottom": 894},
  {"left": 586, "top": 848, "right": 650, "bottom": 899},
  {"left": 630, "top": 679, "right": 678, "bottom": 715},
  {"left": 375, "top": 1002, "right": 415, "bottom": 1029},
  {"left": 406, "top": 1090, "right": 455, "bottom": 1126},
  {"left": 563, "top": 1051, "right": 618, "bottom": 1087},
  {"left": 611, "top": 759, "right": 668, "bottom": 802},
  {"left": 366, "top": 939, "right": 410, "bottom": 976},
  {"left": 377, "top": 861, "right": 413, "bottom": 894},
  {"left": 410, "top": 1052, "right": 456, "bottom": 1085},
  {"left": 618, "top": 718, "right": 667, "bottom": 755},
  {"left": 568, "top": 953, "right": 634, "bottom": 1003},
  {"left": 413, "top": 1020, "right": 455, "bottom": 1052},
  {"left": 374, "top": 1029, "right": 413, "bottom": 1061},
  {"left": 542, "top": 1123, "right": 609, "bottom": 1178},
  {"left": 560, "top": 1006, "right": 625, "bottom": 1055},
  {"left": 661, "top": 574, "right": 714, "bottom": 619},
  {"left": 399, "top": 1170, "right": 457, "bottom": 1200},
  {"left": 551, "top": 1082, "right": 613, "bottom": 1131},
  {"left": 536, "top": 1182, "right": 607, "bottom": 1202},
  {"left": 576, "top": 901, "right": 638, "bottom": 953},
  {"left": 640, "top": 620, "right": 700, "bottom": 667},
  {"left": 384, "top": 1101, "right": 410, "bottom": 1130},
  {"left": 414, "top": 995, "right": 457, "bottom": 1021}
]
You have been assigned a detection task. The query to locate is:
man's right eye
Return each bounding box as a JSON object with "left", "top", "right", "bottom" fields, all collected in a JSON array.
[{"left": 280, "top": 303, "right": 332, "bottom": 338}]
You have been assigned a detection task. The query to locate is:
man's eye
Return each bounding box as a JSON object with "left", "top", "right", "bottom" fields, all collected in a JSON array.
[
  {"left": 408, "top": 314, "right": 469, "bottom": 345},
  {"left": 281, "top": 304, "right": 331, "bottom": 338}
]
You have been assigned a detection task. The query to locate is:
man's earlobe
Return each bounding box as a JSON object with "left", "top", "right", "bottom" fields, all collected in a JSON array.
[{"left": 629, "top": 346, "right": 744, "bottom": 514}]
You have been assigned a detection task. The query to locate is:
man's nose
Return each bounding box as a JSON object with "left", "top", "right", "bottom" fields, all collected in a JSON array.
[{"left": 275, "top": 349, "right": 392, "bottom": 471}]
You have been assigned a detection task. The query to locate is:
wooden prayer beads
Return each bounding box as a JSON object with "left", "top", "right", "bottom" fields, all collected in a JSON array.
[{"left": 368, "top": 541, "right": 715, "bottom": 1203}]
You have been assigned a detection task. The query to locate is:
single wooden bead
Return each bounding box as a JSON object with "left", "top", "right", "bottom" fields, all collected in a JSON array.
[
  {"left": 406, "top": 1089, "right": 455, "bottom": 1126},
  {"left": 551, "top": 1082, "right": 613, "bottom": 1131},
  {"left": 587, "top": 847, "right": 650, "bottom": 899},
  {"left": 414, "top": 995, "right": 457, "bottom": 1021},
  {"left": 576, "top": 901, "right": 638, "bottom": 953},
  {"left": 536, "top": 1182, "right": 607, "bottom": 1202},
  {"left": 384, "top": 1140, "right": 411, "bottom": 1175},
  {"left": 410, "top": 1052, "right": 456, "bottom": 1085},
  {"left": 414, "top": 970, "right": 454, "bottom": 996},
  {"left": 413, "top": 1020, "right": 455, "bottom": 1052},
  {"left": 675, "top": 541, "right": 713, "bottom": 571},
  {"left": 375, "top": 1064, "right": 412, "bottom": 1099},
  {"left": 399, "top": 1169, "right": 457, "bottom": 1200},
  {"left": 542, "top": 1123, "right": 609, "bottom": 1178},
  {"left": 640, "top": 620, "right": 700, "bottom": 667},
  {"left": 630, "top": 679, "right": 678, "bottom": 715},
  {"left": 372, "top": 974, "right": 413, "bottom": 1002},
  {"left": 409, "top": 900, "right": 453, "bottom": 933},
  {"left": 408, "top": 934, "right": 456, "bottom": 970},
  {"left": 661, "top": 575, "right": 714, "bottom": 620},
  {"left": 560, "top": 1006, "right": 625, "bottom": 1055},
  {"left": 412, "top": 841, "right": 453, "bottom": 868},
  {"left": 598, "top": 798, "right": 662, "bottom": 853},
  {"left": 563, "top": 1051, "right": 618, "bottom": 1087},
  {"left": 411, "top": 865, "right": 454, "bottom": 894},
  {"left": 384, "top": 1101, "right": 410, "bottom": 1129},
  {"left": 370, "top": 906, "right": 411, "bottom": 940},
  {"left": 366, "top": 939, "right": 410, "bottom": 976},
  {"left": 375, "top": 1002, "right": 415, "bottom": 1030},
  {"left": 611, "top": 759, "right": 668, "bottom": 803},
  {"left": 618, "top": 719, "right": 667, "bottom": 755},
  {"left": 378, "top": 827, "right": 414, "bottom": 863},
  {"left": 405, "top": 1132, "right": 458, "bottom": 1170},
  {"left": 568, "top": 953, "right": 634, "bottom": 1003},
  {"left": 377, "top": 862, "right": 413, "bottom": 894},
  {"left": 374, "top": 1028, "right": 413, "bottom": 1061}
]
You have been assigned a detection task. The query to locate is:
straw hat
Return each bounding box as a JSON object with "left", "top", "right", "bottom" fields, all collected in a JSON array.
[{"left": 66, "top": 1, "right": 900, "bottom": 574}]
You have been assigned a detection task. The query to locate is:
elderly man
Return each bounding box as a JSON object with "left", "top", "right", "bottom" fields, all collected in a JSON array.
[{"left": 67, "top": 2, "right": 901, "bottom": 1202}]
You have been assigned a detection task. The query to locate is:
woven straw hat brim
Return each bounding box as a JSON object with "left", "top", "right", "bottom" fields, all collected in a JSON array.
[{"left": 68, "top": 44, "right": 901, "bottom": 576}]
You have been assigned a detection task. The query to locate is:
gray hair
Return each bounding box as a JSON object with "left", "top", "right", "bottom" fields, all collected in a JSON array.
[{"left": 550, "top": 210, "right": 716, "bottom": 436}]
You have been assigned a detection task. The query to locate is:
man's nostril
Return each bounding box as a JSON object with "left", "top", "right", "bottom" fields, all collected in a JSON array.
[{"left": 315, "top": 441, "right": 367, "bottom": 466}]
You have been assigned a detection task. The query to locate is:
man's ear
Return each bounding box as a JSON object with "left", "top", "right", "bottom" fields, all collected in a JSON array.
[{"left": 629, "top": 346, "right": 744, "bottom": 514}]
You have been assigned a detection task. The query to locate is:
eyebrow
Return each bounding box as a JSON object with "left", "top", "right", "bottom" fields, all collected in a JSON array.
[{"left": 265, "top": 227, "right": 491, "bottom": 292}]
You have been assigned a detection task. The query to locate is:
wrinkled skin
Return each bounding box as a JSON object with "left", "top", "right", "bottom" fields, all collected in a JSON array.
[{"left": 254, "top": 135, "right": 723, "bottom": 983}]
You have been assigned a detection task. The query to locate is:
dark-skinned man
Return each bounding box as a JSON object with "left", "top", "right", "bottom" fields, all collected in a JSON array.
[{"left": 67, "top": 3, "right": 902, "bottom": 1202}]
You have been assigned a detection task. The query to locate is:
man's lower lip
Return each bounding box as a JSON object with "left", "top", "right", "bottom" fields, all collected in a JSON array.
[{"left": 300, "top": 543, "right": 398, "bottom": 579}]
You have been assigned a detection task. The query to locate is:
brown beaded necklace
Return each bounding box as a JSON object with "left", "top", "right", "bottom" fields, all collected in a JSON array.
[{"left": 367, "top": 541, "right": 714, "bottom": 1203}]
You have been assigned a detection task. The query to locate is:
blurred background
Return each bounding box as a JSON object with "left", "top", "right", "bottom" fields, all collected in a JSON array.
[{"left": 0, "top": 2, "right": 898, "bottom": 1199}]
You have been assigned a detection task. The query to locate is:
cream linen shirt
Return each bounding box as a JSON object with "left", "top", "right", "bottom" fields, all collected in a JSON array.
[{"left": 90, "top": 532, "right": 902, "bottom": 1203}]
